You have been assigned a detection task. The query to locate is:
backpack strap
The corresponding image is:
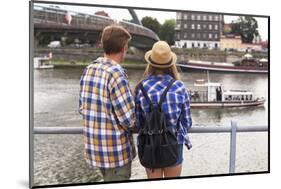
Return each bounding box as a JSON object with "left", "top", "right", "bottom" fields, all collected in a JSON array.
[
  {"left": 139, "top": 82, "right": 154, "bottom": 107},
  {"left": 139, "top": 79, "right": 176, "bottom": 109},
  {"left": 158, "top": 79, "right": 176, "bottom": 108}
]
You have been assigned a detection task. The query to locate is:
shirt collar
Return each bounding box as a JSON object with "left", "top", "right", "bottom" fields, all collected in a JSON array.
[
  {"left": 148, "top": 74, "right": 173, "bottom": 80},
  {"left": 96, "top": 57, "right": 119, "bottom": 65}
]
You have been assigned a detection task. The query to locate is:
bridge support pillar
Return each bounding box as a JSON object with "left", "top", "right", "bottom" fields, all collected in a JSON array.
[
  {"left": 34, "top": 36, "right": 39, "bottom": 48},
  {"left": 129, "top": 46, "right": 145, "bottom": 61}
]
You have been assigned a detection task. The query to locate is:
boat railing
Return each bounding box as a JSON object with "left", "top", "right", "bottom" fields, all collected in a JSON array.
[
  {"left": 33, "top": 121, "right": 268, "bottom": 174},
  {"left": 189, "top": 90, "right": 208, "bottom": 102}
]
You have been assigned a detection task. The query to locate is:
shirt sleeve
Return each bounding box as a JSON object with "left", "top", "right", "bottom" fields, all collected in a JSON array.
[
  {"left": 134, "top": 88, "right": 143, "bottom": 129},
  {"left": 109, "top": 70, "right": 135, "bottom": 128},
  {"left": 181, "top": 88, "right": 192, "bottom": 131},
  {"left": 78, "top": 69, "right": 87, "bottom": 115}
]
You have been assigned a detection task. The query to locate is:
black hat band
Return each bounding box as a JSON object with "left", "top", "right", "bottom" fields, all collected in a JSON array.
[{"left": 148, "top": 56, "right": 173, "bottom": 66}]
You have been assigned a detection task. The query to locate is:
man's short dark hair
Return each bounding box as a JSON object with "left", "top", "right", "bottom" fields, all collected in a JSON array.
[{"left": 101, "top": 25, "right": 132, "bottom": 54}]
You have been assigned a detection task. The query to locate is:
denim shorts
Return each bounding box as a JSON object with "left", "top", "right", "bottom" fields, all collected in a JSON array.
[{"left": 169, "top": 144, "right": 183, "bottom": 167}]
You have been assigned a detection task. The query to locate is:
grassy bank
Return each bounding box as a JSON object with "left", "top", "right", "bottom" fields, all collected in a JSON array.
[
  {"left": 51, "top": 60, "right": 146, "bottom": 69},
  {"left": 172, "top": 47, "right": 268, "bottom": 58}
]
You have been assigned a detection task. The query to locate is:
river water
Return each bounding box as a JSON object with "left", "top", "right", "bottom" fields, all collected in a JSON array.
[{"left": 33, "top": 67, "right": 268, "bottom": 186}]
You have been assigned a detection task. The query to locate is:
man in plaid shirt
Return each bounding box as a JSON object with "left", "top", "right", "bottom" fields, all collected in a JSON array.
[{"left": 79, "top": 25, "right": 135, "bottom": 181}]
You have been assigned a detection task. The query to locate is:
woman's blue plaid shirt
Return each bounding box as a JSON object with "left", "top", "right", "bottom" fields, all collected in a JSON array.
[{"left": 135, "top": 74, "right": 192, "bottom": 146}]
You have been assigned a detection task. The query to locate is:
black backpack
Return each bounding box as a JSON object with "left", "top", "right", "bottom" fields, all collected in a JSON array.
[{"left": 137, "top": 79, "right": 181, "bottom": 169}]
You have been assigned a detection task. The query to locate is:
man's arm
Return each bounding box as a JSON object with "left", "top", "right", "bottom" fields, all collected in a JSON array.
[{"left": 109, "top": 70, "right": 135, "bottom": 128}]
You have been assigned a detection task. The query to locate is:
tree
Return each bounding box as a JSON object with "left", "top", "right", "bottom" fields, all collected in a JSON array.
[
  {"left": 141, "top": 16, "right": 161, "bottom": 36},
  {"left": 159, "top": 19, "right": 176, "bottom": 45},
  {"left": 230, "top": 16, "right": 259, "bottom": 43}
]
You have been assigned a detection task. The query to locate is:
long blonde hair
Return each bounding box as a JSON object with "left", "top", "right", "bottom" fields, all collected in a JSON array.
[{"left": 134, "top": 64, "right": 182, "bottom": 93}]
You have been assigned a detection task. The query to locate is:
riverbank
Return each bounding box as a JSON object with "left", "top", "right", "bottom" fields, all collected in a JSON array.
[
  {"left": 35, "top": 47, "right": 268, "bottom": 66},
  {"left": 51, "top": 60, "right": 146, "bottom": 70}
]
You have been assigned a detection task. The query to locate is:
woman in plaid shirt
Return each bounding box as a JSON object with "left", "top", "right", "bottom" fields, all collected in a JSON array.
[{"left": 135, "top": 41, "right": 192, "bottom": 179}]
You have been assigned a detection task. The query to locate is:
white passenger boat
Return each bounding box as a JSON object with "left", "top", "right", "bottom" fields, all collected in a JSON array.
[
  {"left": 34, "top": 57, "right": 54, "bottom": 69},
  {"left": 190, "top": 79, "right": 265, "bottom": 108}
]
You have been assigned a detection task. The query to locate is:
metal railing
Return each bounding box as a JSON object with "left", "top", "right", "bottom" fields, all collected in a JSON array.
[{"left": 33, "top": 121, "right": 268, "bottom": 174}]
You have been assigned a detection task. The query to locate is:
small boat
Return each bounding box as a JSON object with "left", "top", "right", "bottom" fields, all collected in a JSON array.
[
  {"left": 177, "top": 55, "right": 268, "bottom": 74},
  {"left": 190, "top": 79, "right": 265, "bottom": 108},
  {"left": 34, "top": 57, "right": 54, "bottom": 69}
]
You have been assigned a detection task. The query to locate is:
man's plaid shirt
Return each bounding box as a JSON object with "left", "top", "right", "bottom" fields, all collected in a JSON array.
[
  {"left": 79, "top": 57, "right": 135, "bottom": 168},
  {"left": 135, "top": 74, "right": 192, "bottom": 146}
]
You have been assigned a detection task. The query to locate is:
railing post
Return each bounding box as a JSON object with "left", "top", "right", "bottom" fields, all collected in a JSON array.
[{"left": 229, "top": 121, "right": 237, "bottom": 173}]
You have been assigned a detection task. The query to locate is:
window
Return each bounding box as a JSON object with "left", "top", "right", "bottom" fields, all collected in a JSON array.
[
  {"left": 214, "top": 33, "right": 218, "bottom": 39},
  {"left": 203, "top": 15, "right": 207, "bottom": 20},
  {"left": 209, "top": 15, "right": 213, "bottom": 21},
  {"left": 204, "top": 43, "right": 207, "bottom": 48},
  {"left": 197, "top": 24, "right": 201, "bottom": 30},
  {"left": 203, "top": 33, "right": 207, "bottom": 39},
  {"left": 191, "top": 33, "right": 195, "bottom": 38},
  {"left": 184, "top": 33, "right": 187, "bottom": 39},
  {"left": 209, "top": 33, "right": 213, "bottom": 39},
  {"left": 191, "top": 14, "right": 195, "bottom": 20},
  {"left": 184, "top": 24, "right": 187, "bottom": 29},
  {"left": 192, "top": 43, "right": 195, "bottom": 48},
  {"left": 177, "top": 23, "right": 181, "bottom": 29},
  {"left": 209, "top": 24, "right": 213, "bottom": 30},
  {"left": 184, "top": 14, "right": 188, "bottom": 20},
  {"left": 215, "top": 15, "right": 219, "bottom": 21},
  {"left": 215, "top": 24, "right": 218, "bottom": 30},
  {"left": 177, "top": 33, "right": 180, "bottom": 40},
  {"left": 198, "top": 43, "right": 201, "bottom": 47},
  {"left": 203, "top": 24, "right": 207, "bottom": 29},
  {"left": 191, "top": 24, "right": 195, "bottom": 29},
  {"left": 197, "top": 15, "right": 201, "bottom": 20},
  {"left": 177, "top": 12, "right": 182, "bottom": 20},
  {"left": 197, "top": 33, "right": 201, "bottom": 38}
]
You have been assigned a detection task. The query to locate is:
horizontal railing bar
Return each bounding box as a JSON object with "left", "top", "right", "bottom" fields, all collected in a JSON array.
[{"left": 33, "top": 126, "right": 268, "bottom": 135}]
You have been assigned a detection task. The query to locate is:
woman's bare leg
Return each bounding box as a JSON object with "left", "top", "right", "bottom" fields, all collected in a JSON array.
[
  {"left": 163, "top": 164, "right": 182, "bottom": 178},
  {"left": 145, "top": 168, "right": 163, "bottom": 179}
]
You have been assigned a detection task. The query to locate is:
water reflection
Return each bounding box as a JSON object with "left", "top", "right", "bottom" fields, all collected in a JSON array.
[{"left": 191, "top": 106, "right": 266, "bottom": 126}]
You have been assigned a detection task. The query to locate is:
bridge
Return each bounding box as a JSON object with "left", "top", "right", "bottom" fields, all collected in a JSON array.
[{"left": 33, "top": 5, "right": 160, "bottom": 49}]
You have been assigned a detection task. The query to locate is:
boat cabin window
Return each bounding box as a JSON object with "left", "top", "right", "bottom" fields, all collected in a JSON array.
[
  {"left": 225, "top": 94, "right": 254, "bottom": 101},
  {"left": 225, "top": 95, "right": 232, "bottom": 101}
]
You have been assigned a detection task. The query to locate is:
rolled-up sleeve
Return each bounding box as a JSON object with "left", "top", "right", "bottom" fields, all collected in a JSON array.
[
  {"left": 109, "top": 71, "right": 135, "bottom": 128},
  {"left": 181, "top": 89, "right": 192, "bottom": 131},
  {"left": 134, "top": 89, "right": 143, "bottom": 129}
]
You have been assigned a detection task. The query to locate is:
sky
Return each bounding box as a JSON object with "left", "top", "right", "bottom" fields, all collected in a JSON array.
[{"left": 34, "top": 3, "right": 268, "bottom": 41}]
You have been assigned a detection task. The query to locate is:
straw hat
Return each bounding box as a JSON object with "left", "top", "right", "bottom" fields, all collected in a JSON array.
[{"left": 144, "top": 41, "right": 177, "bottom": 68}]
